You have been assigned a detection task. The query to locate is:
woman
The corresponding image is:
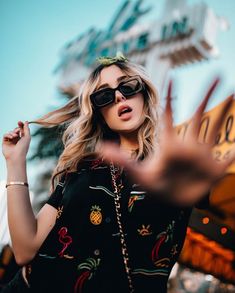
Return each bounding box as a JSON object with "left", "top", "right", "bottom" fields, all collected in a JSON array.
[{"left": 2, "top": 55, "right": 234, "bottom": 292}]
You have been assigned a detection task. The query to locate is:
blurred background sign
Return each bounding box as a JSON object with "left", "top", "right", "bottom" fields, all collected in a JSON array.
[
  {"left": 176, "top": 98, "right": 235, "bottom": 285},
  {"left": 55, "top": 0, "right": 228, "bottom": 95}
]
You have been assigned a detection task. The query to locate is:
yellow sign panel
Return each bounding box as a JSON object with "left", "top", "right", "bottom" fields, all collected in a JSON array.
[{"left": 176, "top": 96, "right": 235, "bottom": 173}]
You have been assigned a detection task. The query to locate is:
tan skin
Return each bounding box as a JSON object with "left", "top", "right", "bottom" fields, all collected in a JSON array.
[{"left": 2, "top": 65, "right": 235, "bottom": 268}]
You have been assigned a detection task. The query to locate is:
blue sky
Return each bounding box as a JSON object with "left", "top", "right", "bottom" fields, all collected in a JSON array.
[{"left": 1, "top": 0, "right": 235, "bottom": 181}]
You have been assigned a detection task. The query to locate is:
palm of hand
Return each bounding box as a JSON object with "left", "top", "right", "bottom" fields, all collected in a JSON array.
[{"left": 99, "top": 79, "right": 235, "bottom": 206}]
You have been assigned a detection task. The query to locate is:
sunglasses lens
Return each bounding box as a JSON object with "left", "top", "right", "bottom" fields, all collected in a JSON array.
[
  {"left": 93, "top": 90, "right": 114, "bottom": 107},
  {"left": 120, "top": 79, "right": 142, "bottom": 96}
]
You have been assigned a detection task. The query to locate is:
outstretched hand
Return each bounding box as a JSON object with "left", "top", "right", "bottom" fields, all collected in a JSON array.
[{"left": 98, "top": 79, "right": 235, "bottom": 206}]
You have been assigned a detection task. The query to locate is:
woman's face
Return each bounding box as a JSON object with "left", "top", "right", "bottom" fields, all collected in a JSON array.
[{"left": 96, "top": 65, "right": 145, "bottom": 135}]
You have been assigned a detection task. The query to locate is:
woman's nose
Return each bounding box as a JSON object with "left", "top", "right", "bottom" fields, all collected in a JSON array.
[{"left": 115, "top": 90, "right": 126, "bottom": 103}]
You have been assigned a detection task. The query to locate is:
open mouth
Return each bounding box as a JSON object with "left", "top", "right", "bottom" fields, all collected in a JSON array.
[{"left": 118, "top": 106, "right": 133, "bottom": 117}]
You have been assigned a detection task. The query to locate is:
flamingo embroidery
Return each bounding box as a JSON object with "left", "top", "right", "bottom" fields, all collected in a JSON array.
[{"left": 58, "top": 227, "right": 73, "bottom": 257}]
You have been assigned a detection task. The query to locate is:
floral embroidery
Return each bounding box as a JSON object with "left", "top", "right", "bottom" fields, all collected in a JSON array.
[
  {"left": 57, "top": 206, "right": 64, "bottom": 219},
  {"left": 58, "top": 227, "right": 73, "bottom": 258},
  {"left": 90, "top": 205, "right": 102, "bottom": 225},
  {"left": 128, "top": 193, "right": 145, "bottom": 212},
  {"left": 74, "top": 258, "right": 101, "bottom": 293},
  {"left": 137, "top": 224, "right": 152, "bottom": 236}
]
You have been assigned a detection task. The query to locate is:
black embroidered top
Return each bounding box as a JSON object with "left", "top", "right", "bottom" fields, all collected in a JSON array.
[{"left": 27, "top": 159, "right": 202, "bottom": 293}]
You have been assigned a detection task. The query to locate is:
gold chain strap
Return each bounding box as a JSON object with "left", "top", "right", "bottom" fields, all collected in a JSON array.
[{"left": 110, "top": 163, "right": 134, "bottom": 293}]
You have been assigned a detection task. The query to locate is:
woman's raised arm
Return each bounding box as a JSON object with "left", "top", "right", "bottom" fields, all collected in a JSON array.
[{"left": 2, "top": 121, "right": 57, "bottom": 266}]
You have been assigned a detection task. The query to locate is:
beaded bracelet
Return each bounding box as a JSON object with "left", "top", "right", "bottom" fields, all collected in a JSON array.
[{"left": 5, "top": 182, "right": 29, "bottom": 188}]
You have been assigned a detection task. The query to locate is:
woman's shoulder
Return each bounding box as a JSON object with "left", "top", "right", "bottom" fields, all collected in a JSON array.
[{"left": 60, "top": 156, "right": 109, "bottom": 193}]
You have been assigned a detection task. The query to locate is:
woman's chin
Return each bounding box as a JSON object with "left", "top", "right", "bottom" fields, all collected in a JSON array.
[{"left": 115, "top": 125, "right": 141, "bottom": 135}]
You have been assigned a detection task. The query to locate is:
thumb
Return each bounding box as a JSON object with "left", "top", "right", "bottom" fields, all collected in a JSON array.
[
  {"left": 23, "top": 121, "right": 30, "bottom": 137},
  {"left": 18, "top": 121, "right": 30, "bottom": 138}
]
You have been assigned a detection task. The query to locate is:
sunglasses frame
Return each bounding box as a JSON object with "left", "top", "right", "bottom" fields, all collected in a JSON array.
[{"left": 90, "top": 75, "right": 145, "bottom": 108}]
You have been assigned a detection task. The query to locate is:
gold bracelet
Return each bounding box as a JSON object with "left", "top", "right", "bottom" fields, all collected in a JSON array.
[{"left": 6, "top": 182, "right": 29, "bottom": 188}]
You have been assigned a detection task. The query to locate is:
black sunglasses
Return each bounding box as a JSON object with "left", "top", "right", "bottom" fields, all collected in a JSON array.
[{"left": 90, "top": 76, "right": 145, "bottom": 108}]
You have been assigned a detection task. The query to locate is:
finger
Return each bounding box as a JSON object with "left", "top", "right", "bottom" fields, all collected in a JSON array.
[
  {"left": 10, "top": 128, "right": 21, "bottom": 137},
  {"left": 3, "top": 134, "right": 13, "bottom": 141},
  {"left": 189, "top": 77, "right": 220, "bottom": 138},
  {"left": 17, "top": 121, "right": 24, "bottom": 137},
  {"left": 19, "top": 121, "right": 30, "bottom": 138},
  {"left": 3, "top": 133, "right": 19, "bottom": 144},
  {"left": 207, "top": 95, "right": 234, "bottom": 146},
  {"left": 218, "top": 149, "right": 235, "bottom": 173},
  {"left": 18, "top": 121, "right": 24, "bottom": 127},
  {"left": 163, "top": 80, "right": 174, "bottom": 134},
  {"left": 5, "top": 131, "right": 19, "bottom": 139},
  {"left": 6, "top": 131, "right": 20, "bottom": 140},
  {"left": 14, "top": 126, "right": 21, "bottom": 131},
  {"left": 23, "top": 121, "right": 30, "bottom": 136}
]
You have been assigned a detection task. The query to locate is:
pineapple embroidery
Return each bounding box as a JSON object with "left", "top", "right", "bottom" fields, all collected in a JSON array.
[{"left": 90, "top": 205, "right": 102, "bottom": 225}]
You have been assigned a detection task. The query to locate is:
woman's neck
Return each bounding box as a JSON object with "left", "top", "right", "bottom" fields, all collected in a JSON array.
[{"left": 119, "top": 133, "right": 139, "bottom": 154}]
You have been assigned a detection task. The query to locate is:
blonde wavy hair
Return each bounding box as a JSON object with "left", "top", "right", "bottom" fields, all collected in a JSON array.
[{"left": 30, "top": 61, "right": 160, "bottom": 191}]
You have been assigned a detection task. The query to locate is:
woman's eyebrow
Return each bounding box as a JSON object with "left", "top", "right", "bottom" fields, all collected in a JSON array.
[{"left": 97, "top": 75, "right": 128, "bottom": 91}]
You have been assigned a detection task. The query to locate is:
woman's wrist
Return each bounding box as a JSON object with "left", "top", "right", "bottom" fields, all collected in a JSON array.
[
  {"left": 6, "top": 157, "right": 27, "bottom": 168},
  {"left": 6, "top": 160, "right": 28, "bottom": 182}
]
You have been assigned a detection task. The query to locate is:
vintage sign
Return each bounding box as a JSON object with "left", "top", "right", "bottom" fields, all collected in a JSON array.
[{"left": 55, "top": 0, "right": 227, "bottom": 91}]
